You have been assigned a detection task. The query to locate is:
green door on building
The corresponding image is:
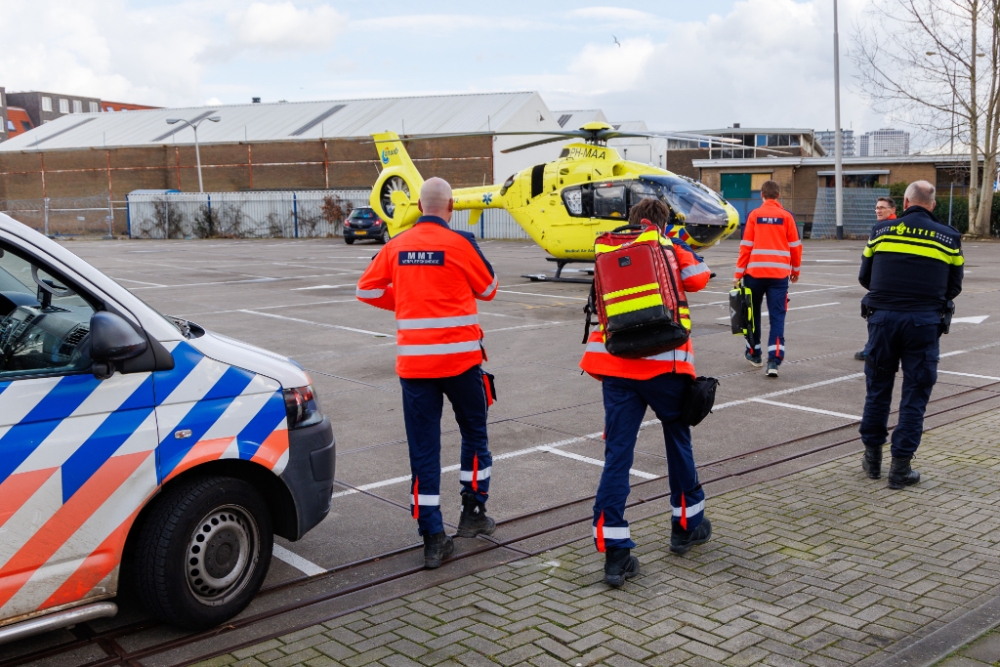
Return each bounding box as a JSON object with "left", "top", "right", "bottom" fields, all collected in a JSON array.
[{"left": 720, "top": 173, "right": 752, "bottom": 199}]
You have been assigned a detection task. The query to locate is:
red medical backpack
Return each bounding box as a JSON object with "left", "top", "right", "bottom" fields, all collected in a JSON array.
[{"left": 586, "top": 223, "right": 690, "bottom": 358}]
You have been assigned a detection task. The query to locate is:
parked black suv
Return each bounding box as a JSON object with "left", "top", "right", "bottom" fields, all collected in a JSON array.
[{"left": 343, "top": 207, "right": 389, "bottom": 244}]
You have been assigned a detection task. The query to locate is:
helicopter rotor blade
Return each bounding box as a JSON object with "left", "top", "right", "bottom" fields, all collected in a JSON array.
[
  {"left": 499, "top": 135, "right": 585, "bottom": 153},
  {"left": 367, "top": 130, "right": 590, "bottom": 143}
]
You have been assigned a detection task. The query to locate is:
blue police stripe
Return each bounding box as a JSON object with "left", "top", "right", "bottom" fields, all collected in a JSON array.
[
  {"left": 58, "top": 374, "right": 155, "bottom": 502},
  {"left": 201, "top": 365, "right": 256, "bottom": 402},
  {"left": 0, "top": 375, "right": 103, "bottom": 485},
  {"left": 235, "top": 390, "right": 286, "bottom": 459},
  {"left": 152, "top": 342, "right": 203, "bottom": 405}
]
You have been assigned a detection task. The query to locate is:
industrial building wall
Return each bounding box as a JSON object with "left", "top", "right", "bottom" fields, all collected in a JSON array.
[{"left": 0, "top": 135, "right": 493, "bottom": 204}]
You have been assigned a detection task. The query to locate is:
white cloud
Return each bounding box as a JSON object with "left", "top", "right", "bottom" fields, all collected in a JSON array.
[{"left": 224, "top": 2, "right": 348, "bottom": 55}]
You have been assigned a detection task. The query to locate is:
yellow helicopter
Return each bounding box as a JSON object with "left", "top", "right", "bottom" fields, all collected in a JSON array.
[{"left": 368, "top": 122, "right": 741, "bottom": 281}]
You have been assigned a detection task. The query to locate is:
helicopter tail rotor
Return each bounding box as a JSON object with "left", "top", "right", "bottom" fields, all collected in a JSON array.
[{"left": 371, "top": 132, "right": 424, "bottom": 236}]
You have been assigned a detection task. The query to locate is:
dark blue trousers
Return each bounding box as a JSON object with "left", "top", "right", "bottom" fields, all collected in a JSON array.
[
  {"left": 743, "top": 275, "right": 788, "bottom": 364},
  {"left": 400, "top": 365, "right": 492, "bottom": 536},
  {"left": 594, "top": 374, "right": 704, "bottom": 551},
  {"left": 859, "top": 310, "right": 940, "bottom": 458}
]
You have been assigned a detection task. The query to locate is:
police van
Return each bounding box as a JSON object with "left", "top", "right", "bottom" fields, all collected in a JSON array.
[{"left": 0, "top": 214, "right": 335, "bottom": 641}]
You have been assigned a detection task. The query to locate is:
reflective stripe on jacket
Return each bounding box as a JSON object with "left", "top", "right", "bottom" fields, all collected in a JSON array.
[
  {"left": 580, "top": 231, "right": 709, "bottom": 380},
  {"left": 734, "top": 199, "right": 802, "bottom": 281},
  {"left": 356, "top": 216, "right": 497, "bottom": 378}
]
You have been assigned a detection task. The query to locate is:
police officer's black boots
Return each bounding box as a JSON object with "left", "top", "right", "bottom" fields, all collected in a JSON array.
[
  {"left": 423, "top": 531, "right": 454, "bottom": 569},
  {"left": 862, "top": 444, "right": 883, "bottom": 479},
  {"left": 456, "top": 493, "right": 496, "bottom": 538},
  {"left": 603, "top": 547, "right": 640, "bottom": 587},
  {"left": 887, "top": 456, "right": 920, "bottom": 490},
  {"left": 670, "top": 518, "right": 713, "bottom": 555}
]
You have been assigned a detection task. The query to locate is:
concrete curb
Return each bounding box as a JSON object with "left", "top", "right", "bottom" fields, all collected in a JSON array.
[{"left": 873, "top": 592, "right": 1000, "bottom": 667}]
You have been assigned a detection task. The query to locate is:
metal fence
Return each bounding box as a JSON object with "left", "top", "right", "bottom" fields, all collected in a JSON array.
[
  {"left": 811, "top": 187, "right": 889, "bottom": 239},
  {"left": 0, "top": 196, "right": 116, "bottom": 236},
  {"left": 126, "top": 191, "right": 530, "bottom": 240}
]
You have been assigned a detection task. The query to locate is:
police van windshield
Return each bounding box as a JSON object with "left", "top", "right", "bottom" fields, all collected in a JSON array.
[{"left": 635, "top": 176, "right": 729, "bottom": 226}]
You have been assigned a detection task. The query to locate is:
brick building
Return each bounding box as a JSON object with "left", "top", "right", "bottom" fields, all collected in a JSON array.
[{"left": 5, "top": 90, "right": 103, "bottom": 128}]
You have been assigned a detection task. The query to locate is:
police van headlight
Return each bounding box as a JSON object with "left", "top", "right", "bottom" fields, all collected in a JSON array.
[{"left": 283, "top": 385, "right": 323, "bottom": 429}]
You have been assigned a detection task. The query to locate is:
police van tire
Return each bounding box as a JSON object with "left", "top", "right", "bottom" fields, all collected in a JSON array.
[
  {"left": 133, "top": 476, "right": 273, "bottom": 630},
  {"left": 344, "top": 237, "right": 355, "bottom": 245}
]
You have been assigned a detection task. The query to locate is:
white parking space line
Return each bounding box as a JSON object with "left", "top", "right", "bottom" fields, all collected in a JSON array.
[
  {"left": 238, "top": 309, "right": 392, "bottom": 337},
  {"left": 750, "top": 398, "right": 860, "bottom": 421},
  {"left": 939, "top": 370, "right": 1000, "bottom": 382},
  {"left": 290, "top": 284, "right": 356, "bottom": 291},
  {"left": 497, "top": 289, "right": 588, "bottom": 301},
  {"left": 713, "top": 373, "right": 865, "bottom": 410},
  {"left": 272, "top": 544, "right": 326, "bottom": 577},
  {"left": 115, "top": 277, "right": 168, "bottom": 287},
  {"left": 538, "top": 446, "right": 659, "bottom": 479},
  {"left": 716, "top": 302, "right": 841, "bottom": 320}
]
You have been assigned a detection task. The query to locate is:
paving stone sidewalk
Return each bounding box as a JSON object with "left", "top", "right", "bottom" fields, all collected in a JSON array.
[{"left": 198, "top": 409, "right": 1000, "bottom": 667}]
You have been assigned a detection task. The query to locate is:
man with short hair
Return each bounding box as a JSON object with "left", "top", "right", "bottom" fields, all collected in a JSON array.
[
  {"left": 581, "top": 198, "right": 713, "bottom": 587},
  {"left": 357, "top": 177, "right": 500, "bottom": 568},
  {"left": 858, "top": 180, "right": 963, "bottom": 489},
  {"left": 733, "top": 180, "right": 802, "bottom": 377},
  {"left": 855, "top": 197, "right": 897, "bottom": 360}
]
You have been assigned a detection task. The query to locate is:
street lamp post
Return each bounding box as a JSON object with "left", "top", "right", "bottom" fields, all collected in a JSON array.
[
  {"left": 166, "top": 116, "right": 221, "bottom": 193},
  {"left": 833, "top": 0, "right": 844, "bottom": 240}
]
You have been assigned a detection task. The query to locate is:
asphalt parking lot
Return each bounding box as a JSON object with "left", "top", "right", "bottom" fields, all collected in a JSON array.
[
  {"left": 56, "top": 234, "right": 1000, "bottom": 583},
  {"left": 9, "top": 234, "right": 998, "bottom": 665}
]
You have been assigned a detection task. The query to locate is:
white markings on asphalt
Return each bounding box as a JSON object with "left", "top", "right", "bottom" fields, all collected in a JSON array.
[
  {"left": 716, "top": 302, "right": 841, "bottom": 320},
  {"left": 938, "top": 370, "right": 1000, "bottom": 382},
  {"left": 538, "top": 446, "right": 658, "bottom": 479},
  {"left": 750, "top": 398, "right": 861, "bottom": 421},
  {"left": 713, "top": 373, "right": 866, "bottom": 410},
  {"left": 290, "top": 284, "right": 356, "bottom": 291},
  {"left": 497, "top": 289, "right": 588, "bottom": 301},
  {"left": 272, "top": 544, "right": 327, "bottom": 577},
  {"left": 238, "top": 310, "right": 391, "bottom": 337},
  {"left": 951, "top": 315, "right": 990, "bottom": 324},
  {"left": 115, "top": 277, "right": 168, "bottom": 287},
  {"left": 484, "top": 322, "right": 566, "bottom": 333}
]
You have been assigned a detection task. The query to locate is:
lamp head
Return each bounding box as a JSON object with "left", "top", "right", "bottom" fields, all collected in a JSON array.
[
  {"left": 166, "top": 118, "right": 180, "bottom": 124},
  {"left": 208, "top": 116, "right": 221, "bottom": 122}
]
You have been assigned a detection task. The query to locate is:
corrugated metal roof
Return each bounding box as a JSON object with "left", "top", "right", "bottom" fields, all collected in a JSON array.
[
  {"left": 551, "top": 109, "right": 607, "bottom": 130},
  {"left": 0, "top": 91, "right": 542, "bottom": 152}
]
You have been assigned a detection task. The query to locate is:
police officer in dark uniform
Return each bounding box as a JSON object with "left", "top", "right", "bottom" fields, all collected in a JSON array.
[{"left": 858, "top": 180, "right": 963, "bottom": 489}]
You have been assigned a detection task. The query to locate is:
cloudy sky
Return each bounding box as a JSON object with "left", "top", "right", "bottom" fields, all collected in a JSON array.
[{"left": 1, "top": 0, "right": 889, "bottom": 135}]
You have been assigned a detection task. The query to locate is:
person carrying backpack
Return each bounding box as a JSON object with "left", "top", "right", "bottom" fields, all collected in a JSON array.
[{"left": 580, "top": 198, "right": 713, "bottom": 588}]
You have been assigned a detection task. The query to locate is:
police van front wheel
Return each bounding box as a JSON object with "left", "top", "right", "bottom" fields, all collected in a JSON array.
[{"left": 133, "top": 476, "right": 273, "bottom": 630}]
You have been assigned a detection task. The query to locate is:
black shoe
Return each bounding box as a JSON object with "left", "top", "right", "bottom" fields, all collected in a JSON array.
[
  {"left": 887, "top": 456, "right": 920, "bottom": 490},
  {"left": 862, "top": 445, "right": 883, "bottom": 479},
  {"left": 670, "top": 518, "right": 712, "bottom": 555},
  {"left": 854, "top": 350, "right": 867, "bottom": 361},
  {"left": 766, "top": 361, "right": 779, "bottom": 377},
  {"left": 456, "top": 493, "right": 496, "bottom": 538},
  {"left": 423, "top": 531, "right": 454, "bottom": 569},
  {"left": 745, "top": 351, "right": 762, "bottom": 367},
  {"left": 603, "top": 547, "right": 640, "bottom": 587}
]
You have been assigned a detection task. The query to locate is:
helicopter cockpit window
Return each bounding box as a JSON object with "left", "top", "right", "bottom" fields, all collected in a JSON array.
[
  {"left": 637, "top": 176, "right": 729, "bottom": 227},
  {"left": 593, "top": 185, "right": 626, "bottom": 219}
]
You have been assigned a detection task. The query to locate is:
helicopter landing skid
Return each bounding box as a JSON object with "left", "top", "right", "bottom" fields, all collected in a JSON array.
[{"left": 522, "top": 258, "right": 594, "bottom": 284}]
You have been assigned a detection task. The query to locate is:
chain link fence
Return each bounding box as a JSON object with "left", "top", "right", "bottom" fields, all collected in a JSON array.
[
  {"left": 0, "top": 196, "right": 116, "bottom": 236},
  {"left": 126, "top": 190, "right": 530, "bottom": 240},
  {"left": 811, "top": 187, "right": 890, "bottom": 239}
]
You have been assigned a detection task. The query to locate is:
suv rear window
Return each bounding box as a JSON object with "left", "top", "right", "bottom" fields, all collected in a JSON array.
[{"left": 350, "top": 209, "right": 375, "bottom": 219}]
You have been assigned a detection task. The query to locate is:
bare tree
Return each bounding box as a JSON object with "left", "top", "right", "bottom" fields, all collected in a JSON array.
[{"left": 854, "top": 0, "right": 1000, "bottom": 236}]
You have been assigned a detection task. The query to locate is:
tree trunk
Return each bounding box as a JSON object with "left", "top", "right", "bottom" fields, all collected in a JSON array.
[{"left": 969, "top": 0, "right": 981, "bottom": 233}]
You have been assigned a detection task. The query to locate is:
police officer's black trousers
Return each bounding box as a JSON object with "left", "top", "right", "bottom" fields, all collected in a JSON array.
[{"left": 859, "top": 310, "right": 940, "bottom": 458}]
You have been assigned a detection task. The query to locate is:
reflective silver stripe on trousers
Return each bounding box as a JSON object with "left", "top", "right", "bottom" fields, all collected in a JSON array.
[
  {"left": 680, "top": 263, "right": 711, "bottom": 279},
  {"left": 746, "top": 262, "right": 791, "bottom": 270},
  {"left": 414, "top": 494, "right": 440, "bottom": 506},
  {"left": 479, "top": 275, "right": 499, "bottom": 298},
  {"left": 585, "top": 341, "right": 693, "bottom": 364},
  {"left": 397, "top": 340, "right": 482, "bottom": 356},
  {"left": 397, "top": 315, "right": 480, "bottom": 330},
  {"left": 460, "top": 467, "right": 492, "bottom": 482},
  {"left": 740, "top": 240, "right": 754, "bottom": 247},
  {"left": 356, "top": 287, "right": 385, "bottom": 298},
  {"left": 789, "top": 240, "right": 802, "bottom": 247},
  {"left": 671, "top": 500, "right": 705, "bottom": 517},
  {"left": 593, "top": 525, "right": 630, "bottom": 539},
  {"left": 750, "top": 249, "right": 791, "bottom": 257}
]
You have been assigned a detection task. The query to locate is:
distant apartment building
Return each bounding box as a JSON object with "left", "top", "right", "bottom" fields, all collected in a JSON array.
[
  {"left": 6, "top": 90, "right": 102, "bottom": 127},
  {"left": 860, "top": 128, "right": 910, "bottom": 157},
  {"left": 101, "top": 100, "right": 158, "bottom": 113},
  {"left": 815, "top": 129, "right": 856, "bottom": 157}
]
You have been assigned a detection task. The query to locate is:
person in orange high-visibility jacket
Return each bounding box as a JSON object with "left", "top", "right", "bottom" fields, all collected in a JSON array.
[
  {"left": 733, "top": 179, "right": 802, "bottom": 377},
  {"left": 356, "top": 177, "right": 499, "bottom": 570},
  {"left": 580, "top": 198, "right": 713, "bottom": 588}
]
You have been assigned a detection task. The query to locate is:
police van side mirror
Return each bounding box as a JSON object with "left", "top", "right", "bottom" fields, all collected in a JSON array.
[{"left": 90, "top": 311, "right": 148, "bottom": 379}]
